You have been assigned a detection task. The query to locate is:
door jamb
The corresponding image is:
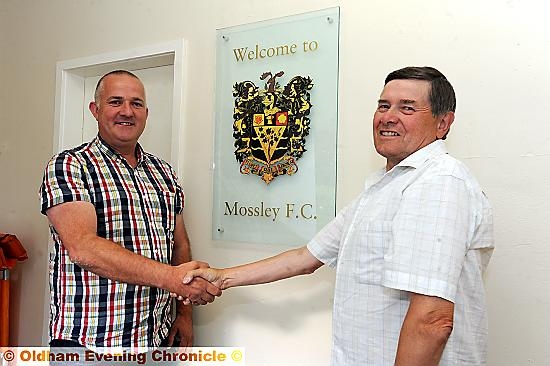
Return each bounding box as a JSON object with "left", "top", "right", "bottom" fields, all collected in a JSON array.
[{"left": 52, "top": 40, "right": 185, "bottom": 171}]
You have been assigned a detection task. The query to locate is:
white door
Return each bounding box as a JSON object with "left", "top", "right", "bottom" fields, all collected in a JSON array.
[{"left": 82, "top": 66, "right": 174, "bottom": 163}]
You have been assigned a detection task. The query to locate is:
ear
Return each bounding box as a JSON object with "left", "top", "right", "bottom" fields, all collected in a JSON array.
[
  {"left": 89, "top": 101, "right": 99, "bottom": 120},
  {"left": 436, "top": 111, "right": 455, "bottom": 139}
]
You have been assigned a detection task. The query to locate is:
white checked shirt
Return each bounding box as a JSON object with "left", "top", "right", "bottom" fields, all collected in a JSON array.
[{"left": 308, "top": 140, "right": 494, "bottom": 365}]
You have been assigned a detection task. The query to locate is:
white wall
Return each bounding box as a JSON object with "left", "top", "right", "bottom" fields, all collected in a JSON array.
[{"left": 1, "top": 0, "right": 550, "bottom": 365}]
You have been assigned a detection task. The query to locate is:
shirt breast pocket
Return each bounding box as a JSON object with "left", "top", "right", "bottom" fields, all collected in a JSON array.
[
  {"left": 150, "top": 191, "right": 176, "bottom": 232},
  {"left": 164, "top": 191, "right": 177, "bottom": 232},
  {"left": 150, "top": 191, "right": 176, "bottom": 263},
  {"left": 354, "top": 219, "right": 393, "bottom": 284}
]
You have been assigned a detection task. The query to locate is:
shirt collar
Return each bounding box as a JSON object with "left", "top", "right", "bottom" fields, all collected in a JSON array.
[
  {"left": 93, "top": 135, "right": 147, "bottom": 165},
  {"left": 364, "top": 140, "right": 448, "bottom": 190},
  {"left": 394, "top": 139, "right": 448, "bottom": 169}
]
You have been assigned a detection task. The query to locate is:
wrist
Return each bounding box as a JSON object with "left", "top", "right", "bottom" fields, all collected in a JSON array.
[
  {"left": 159, "top": 264, "right": 177, "bottom": 293},
  {"left": 176, "top": 301, "right": 193, "bottom": 316},
  {"left": 220, "top": 268, "right": 231, "bottom": 290}
]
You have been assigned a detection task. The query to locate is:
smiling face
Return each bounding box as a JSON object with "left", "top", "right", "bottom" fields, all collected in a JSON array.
[
  {"left": 89, "top": 73, "right": 148, "bottom": 156},
  {"left": 373, "top": 79, "right": 454, "bottom": 170}
]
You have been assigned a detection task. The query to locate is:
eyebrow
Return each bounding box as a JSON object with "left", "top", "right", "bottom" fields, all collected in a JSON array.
[
  {"left": 377, "top": 99, "right": 418, "bottom": 105},
  {"left": 107, "top": 96, "right": 145, "bottom": 102}
]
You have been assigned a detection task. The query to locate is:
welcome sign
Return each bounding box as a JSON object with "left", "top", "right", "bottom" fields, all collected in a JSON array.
[
  {"left": 232, "top": 41, "right": 321, "bottom": 61},
  {"left": 212, "top": 8, "right": 339, "bottom": 245}
]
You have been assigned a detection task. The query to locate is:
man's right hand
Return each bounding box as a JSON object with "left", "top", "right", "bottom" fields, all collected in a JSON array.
[
  {"left": 167, "top": 267, "right": 226, "bottom": 305},
  {"left": 183, "top": 267, "right": 226, "bottom": 289},
  {"left": 169, "top": 261, "right": 222, "bottom": 305},
  {"left": 174, "top": 246, "right": 324, "bottom": 305}
]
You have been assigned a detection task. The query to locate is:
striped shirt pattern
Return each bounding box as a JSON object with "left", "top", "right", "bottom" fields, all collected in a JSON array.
[{"left": 39, "top": 136, "right": 184, "bottom": 352}]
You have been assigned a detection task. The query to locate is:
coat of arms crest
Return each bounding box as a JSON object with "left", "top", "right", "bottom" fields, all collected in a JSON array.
[{"left": 232, "top": 71, "right": 313, "bottom": 184}]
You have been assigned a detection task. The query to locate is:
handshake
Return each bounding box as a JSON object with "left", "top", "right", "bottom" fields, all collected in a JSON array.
[
  {"left": 168, "top": 260, "right": 226, "bottom": 306},
  {"left": 166, "top": 246, "right": 323, "bottom": 306}
]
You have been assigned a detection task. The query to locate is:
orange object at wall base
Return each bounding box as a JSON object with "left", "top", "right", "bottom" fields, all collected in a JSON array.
[
  {"left": 1, "top": 269, "right": 9, "bottom": 346},
  {"left": 0, "top": 233, "right": 29, "bottom": 346}
]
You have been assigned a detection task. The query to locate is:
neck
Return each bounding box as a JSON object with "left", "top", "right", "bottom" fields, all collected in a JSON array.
[
  {"left": 111, "top": 142, "right": 137, "bottom": 158},
  {"left": 385, "top": 160, "right": 398, "bottom": 171},
  {"left": 120, "top": 150, "right": 138, "bottom": 168},
  {"left": 98, "top": 136, "right": 139, "bottom": 167}
]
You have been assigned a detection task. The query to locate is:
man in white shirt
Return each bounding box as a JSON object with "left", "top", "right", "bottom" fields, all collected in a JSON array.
[{"left": 182, "top": 66, "right": 494, "bottom": 366}]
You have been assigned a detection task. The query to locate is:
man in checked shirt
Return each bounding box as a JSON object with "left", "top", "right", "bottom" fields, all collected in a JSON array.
[
  {"left": 181, "top": 66, "right": 494, "bottom": 366},
  {"left": 39, "top": 70, "right": 221, "bottom": 352}
]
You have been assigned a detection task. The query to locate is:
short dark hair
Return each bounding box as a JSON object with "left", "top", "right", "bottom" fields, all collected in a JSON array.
[
  {"left": 94, "top": 70, "right": 142, "bottom": 104},
  {"left": 385, "top": 66, "right": 456, "bottom": 117}
]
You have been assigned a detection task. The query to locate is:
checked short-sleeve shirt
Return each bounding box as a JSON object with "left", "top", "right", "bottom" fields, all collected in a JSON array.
[
  {"left": 39, "top": 136, "right": 184, "bottom": 351},
  {"left": 308, "top": 140, "right": 494, "bottom": 365}
]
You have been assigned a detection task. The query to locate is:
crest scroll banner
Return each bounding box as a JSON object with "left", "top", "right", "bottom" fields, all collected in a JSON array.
[{"left": 213, "top": 8, "right": 339, "bottom": 244}]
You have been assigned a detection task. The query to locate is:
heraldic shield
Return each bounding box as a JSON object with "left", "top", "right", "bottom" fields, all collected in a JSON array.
[{"left": 232, "top": 71, "right": 313, "bottom": 184}]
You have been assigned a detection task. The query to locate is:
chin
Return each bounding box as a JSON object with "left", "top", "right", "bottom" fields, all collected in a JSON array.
[{"left": 374, "top": 145, "right": 391, "bottom": 158}]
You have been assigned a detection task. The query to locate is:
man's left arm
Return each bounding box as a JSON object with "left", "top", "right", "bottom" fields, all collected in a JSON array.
[
  {"left": 387, "top": 173, "right": 472, "bottom": 365},
  {"left": 394, "top": 293, "right": 454, "bottom": 366},
  {"left": 167, "top": 214, "right": 195, "bottom": 347}
]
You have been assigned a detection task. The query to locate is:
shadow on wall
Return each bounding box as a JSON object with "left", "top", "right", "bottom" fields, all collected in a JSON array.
[{"left": 194, "top": 272, "right": 334, "bottom": 332}]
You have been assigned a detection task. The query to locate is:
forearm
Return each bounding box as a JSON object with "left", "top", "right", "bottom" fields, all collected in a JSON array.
[
  {"left": 394, "top": 294, "right": 454, "bottom": 366},
  {"left": 47, "top": 202, "right": 217, "bottom": 302},
  {"left": 395, "top": 321, "right": 448, "bottom": 365},
  {"left": 171, "top": 213, "right": 192, "bottom": 265},
  {"left": 67, "top": 234, "right": 175, "bottom": 290},
  {"left": 172, "top": 245, "right": 190, "bottom": 266},
  {"left": 219, "top": 246, "right": 323, "bottom": 290}
]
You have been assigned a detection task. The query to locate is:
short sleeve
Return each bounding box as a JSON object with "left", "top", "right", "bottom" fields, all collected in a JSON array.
[
  {"left": 382, "top": 174, "right": 473, "bottom": 302},
  {"left": 307, "top": 197, "right": 359, "bottom": 268},
  {"left": 39, "top": 152, "right": 92, "bottom": 215}
]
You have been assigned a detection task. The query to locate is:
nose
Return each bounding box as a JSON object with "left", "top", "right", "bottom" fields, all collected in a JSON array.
[
  {"left": 376, "top": 105, "right": 401, "bottom": 126},
  {"left": 119, "top": 101, "right": 134, "bottom": 116}
]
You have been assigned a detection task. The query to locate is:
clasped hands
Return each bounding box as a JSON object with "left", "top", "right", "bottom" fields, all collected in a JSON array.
[{"left": 169, "top": 261, "right": 225, "bottom": 306}]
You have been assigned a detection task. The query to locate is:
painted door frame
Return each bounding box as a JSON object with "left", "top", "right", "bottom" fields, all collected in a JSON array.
[
  {"left": 43, "top": 40, "right": 186, "bottom": 344},
  {"left": 52, "top": 39, "right": 186, "bottom": 171}
]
